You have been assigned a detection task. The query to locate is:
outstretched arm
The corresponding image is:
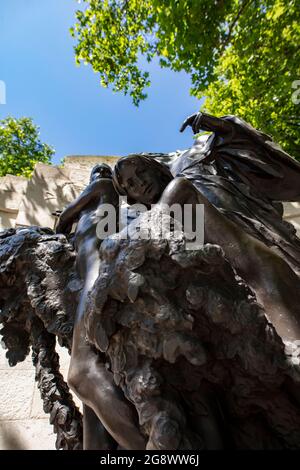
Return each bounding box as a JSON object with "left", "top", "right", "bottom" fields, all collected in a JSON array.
[
  {"left": 181, "top": 112, "right": 300, "bottom": 202},
  {"left": 180, "top": 112, "right": 232, "bottom": 135}
]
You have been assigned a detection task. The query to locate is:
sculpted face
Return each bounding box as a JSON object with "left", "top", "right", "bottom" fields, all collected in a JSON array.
[{"left": 118, "top": 159, "right": 165, "bottom": 204}]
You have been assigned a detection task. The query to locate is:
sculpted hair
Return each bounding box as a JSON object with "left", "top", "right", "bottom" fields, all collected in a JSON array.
[{"left": 90, "top": 163, "right": 112, "bottom": 183}]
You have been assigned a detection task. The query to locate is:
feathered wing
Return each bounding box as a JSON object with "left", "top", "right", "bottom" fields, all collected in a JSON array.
[
  {"left": 85, "top": 210, "right": 300, "bottom": 450},
  {"left": 0, "top": 226, "right": 83, "bottom": 449}
]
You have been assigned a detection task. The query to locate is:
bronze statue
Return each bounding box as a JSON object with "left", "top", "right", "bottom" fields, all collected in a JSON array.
[
  {"left": 112, "top": 112, "right": 300, "bottom": 342},
  {"left": 0, "top": 112, "right": 300, "bottom": 449}
]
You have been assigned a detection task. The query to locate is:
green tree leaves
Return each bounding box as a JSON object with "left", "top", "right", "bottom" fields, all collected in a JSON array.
[
  {"left": 71, "top": 0, "right": 155, "bottom": 105},
  {"left": 203, "top": 0, "right": 300, "bottom": 159},
  {"left": 71, "top": 0, "right": 232, "bottom": 104},
  {"left": 72, "top": 0, "right": 300, "bottom": 158},
  {"left": 0, "top": 117, "right": 54, "bottom": 178}
]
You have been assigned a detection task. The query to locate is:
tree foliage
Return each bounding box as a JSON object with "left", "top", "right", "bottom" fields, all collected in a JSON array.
[
  {"left": 203, "top": 0, "right": 300, "bottom": 158},
  {"left": 0, "top": 117, "right": 54, "bottom": 178},
  {"left": 71, "top": 0, "right": 300, "bottom": 158}
]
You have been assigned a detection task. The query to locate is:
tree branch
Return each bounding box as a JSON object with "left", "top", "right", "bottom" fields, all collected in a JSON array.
[{"left": 221, "top": 0, "right": 252, "bottom": 51}]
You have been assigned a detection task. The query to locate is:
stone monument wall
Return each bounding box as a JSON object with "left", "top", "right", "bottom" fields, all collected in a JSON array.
[{"left": 0, "top": 155, "right": 119, "bottom": 231}]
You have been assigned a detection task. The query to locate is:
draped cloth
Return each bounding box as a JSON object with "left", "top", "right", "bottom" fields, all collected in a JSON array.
[{"left": 167, "top": 113, "right": 300, "bottom": 275}]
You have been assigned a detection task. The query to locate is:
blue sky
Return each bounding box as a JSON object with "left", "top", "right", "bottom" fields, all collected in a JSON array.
[{"left": 0, "top": 0, "right": 202, "bottom": 165}]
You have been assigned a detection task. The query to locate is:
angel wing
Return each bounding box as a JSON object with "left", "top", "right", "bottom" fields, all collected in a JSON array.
[
  {"left": 84, "top": 208, "right": 300, "bottom": 449},
  {"left": 0, "top": 226, "right": 83, "bottom": 449}
]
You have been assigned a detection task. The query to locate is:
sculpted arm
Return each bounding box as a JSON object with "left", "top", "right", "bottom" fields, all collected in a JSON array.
[
  {"left": 180, "top": 112, "right": 232, "bottom": 135},
  {"left": 56, "top": 181, "right": 101, "bottom": 234}
]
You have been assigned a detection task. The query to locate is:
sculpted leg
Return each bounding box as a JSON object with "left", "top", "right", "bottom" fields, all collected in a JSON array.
[
  {"left": 68, "top": 239, "right": 146, "bottom": 450},
  {"left": 68, "top": 321, "right": 146, "bottom": 449},
  {"left": 83, "top": 404, "right": 116, "bottom": 450}
]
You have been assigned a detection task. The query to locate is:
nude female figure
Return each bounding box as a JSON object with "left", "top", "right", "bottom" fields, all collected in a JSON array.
[{"left": 56, "top": 164, "right": 145, "bottom": 450}]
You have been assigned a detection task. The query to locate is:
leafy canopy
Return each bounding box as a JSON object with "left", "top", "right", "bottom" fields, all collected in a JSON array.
[
  {"left": 71, "top": 0, "right": 300, "bottom": 158},
  {"left": 0, "top": 117, "right": 54, "bottom": 178},
  {"left": 203, "top": 0, "right": 300, "bottom": 158}
]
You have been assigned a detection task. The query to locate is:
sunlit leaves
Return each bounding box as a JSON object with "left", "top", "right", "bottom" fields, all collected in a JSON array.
[
  {"left": 0, "top": 117, "right": 54, "bottom": 178},
  {"left": 71, "top": 0, "right": 154, "bottom": 105},
  {"left": 72, "top": 0, "right": 232, "bottom": 104},
  {"left": 204, "top": 0, "right": 300, "bottom": 159},
  {"left": 72, "top": 0, "right": 300, "bottom": 157}
]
